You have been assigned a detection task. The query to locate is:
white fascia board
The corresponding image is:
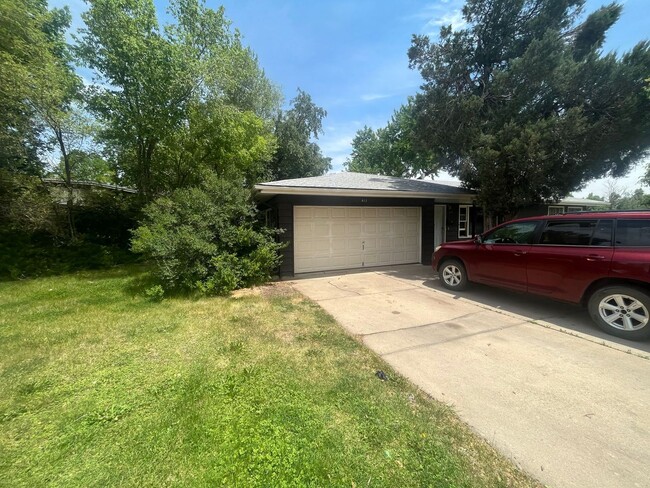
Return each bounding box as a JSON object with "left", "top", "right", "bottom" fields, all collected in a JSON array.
[{"left": 254, "top": 185, "right": 476, "bottom": 202}]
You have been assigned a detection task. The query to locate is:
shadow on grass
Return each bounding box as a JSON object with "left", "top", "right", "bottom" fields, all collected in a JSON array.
[
  {"left": 120, "top": 268, "right": 206, "bottom": 302},
  {"left": 0, "top": 230, "right": 142, "bottom": 283}
]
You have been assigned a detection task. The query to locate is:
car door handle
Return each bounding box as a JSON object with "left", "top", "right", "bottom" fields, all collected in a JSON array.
[
  {"left": 586, "top": 254, "right": 606, "bottom": 261},
  {"left": 513, "top": 251, "right": 527, "bottom": 257}
]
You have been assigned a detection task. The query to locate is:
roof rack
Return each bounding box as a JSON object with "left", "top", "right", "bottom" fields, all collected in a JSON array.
[{"left": 562, "top": 209, "right": 647, "bottom": 214}]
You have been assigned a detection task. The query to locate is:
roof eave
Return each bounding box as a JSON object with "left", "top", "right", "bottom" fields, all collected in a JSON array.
[{"left": 254, "top": 185, "right": 475, "bottom": 202}]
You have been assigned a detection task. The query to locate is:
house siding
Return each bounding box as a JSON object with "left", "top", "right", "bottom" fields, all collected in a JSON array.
[
  {"left": 421, "top": 204, "right": 434, "bottom": 265},
  {"left": 276, "top": 200, "right": 294, "bottom": 277}
]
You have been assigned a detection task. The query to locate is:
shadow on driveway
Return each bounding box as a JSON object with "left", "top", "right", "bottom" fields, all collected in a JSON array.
[
  {"left": 430, "top": 277, "right": 650, "bottom": 354},
  {"left": 366, "top": 264, "right": 650, "bottom": 355}
]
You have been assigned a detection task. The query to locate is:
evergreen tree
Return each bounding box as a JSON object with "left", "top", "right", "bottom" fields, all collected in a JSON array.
[{"left": 407, "top": 0, "right": 650, "bottom": 216}]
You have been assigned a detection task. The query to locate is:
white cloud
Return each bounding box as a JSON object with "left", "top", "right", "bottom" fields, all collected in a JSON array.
[
  {"left": 406, "top": 1, "right": 467, "bottom": 36},
  {"left": 423, "top": 10, "right": 467, "bottom": 35},
  {"left": 361, "top": 93, "right": 392, "bottom": 102},
  {"left": 319, "top": 135, "right": 354, "bottom": 155}
]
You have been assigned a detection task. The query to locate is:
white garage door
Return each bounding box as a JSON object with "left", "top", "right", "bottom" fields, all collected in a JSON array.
[{"left": 294, "top": 206, "right": 421, "bottom": 273}]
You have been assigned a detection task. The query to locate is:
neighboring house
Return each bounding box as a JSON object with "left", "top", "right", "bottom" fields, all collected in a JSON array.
[
  {"left": 255, "top": 172, "right": 479, "bottom": 276},
  {"left": 42, "top": 178, "right": 137, "bottom": 205},
  {"left": 515, "top": 197, "right": 609, "bottom": 218}
]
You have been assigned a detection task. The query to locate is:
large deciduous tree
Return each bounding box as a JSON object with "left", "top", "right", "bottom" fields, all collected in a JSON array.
[
  {"left": 345, "top": 101, "right": 439, "bottom": 178},
  {"left": 270, "top": 89, "right": 331, "bottom": 180},
  {"left": 1, "top": 0, "right": 90, "bottom": 239},
  {"left": 407, "top": 0, "right": 650, "bottom": 216},
  {"left": 76, "top": 0, "right": 281, "bottom": 198},
  {"left": 0, "top": 0, "right": 66, "bottom": 175}
]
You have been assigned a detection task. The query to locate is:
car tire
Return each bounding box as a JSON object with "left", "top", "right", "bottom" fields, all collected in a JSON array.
[
  {"left": 439, "top": 259, "right": 468, "bottom": 291},
  {"left": 587, "top": 286, "right": 650, "bottom": 341}
]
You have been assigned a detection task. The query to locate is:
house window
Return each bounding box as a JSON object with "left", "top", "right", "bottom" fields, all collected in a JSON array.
[
  {"left": 458, "top": 205, "right": 470, "bottom": 238},
  {"left": 548, "top": 206, "right": 564, "bottom": 215},
  {"left": 567, "top": 206, "right": 582, "bottom": 213}
]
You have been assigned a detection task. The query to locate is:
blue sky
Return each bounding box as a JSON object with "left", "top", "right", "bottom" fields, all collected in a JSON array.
[{"left": 55, "top": 0, "right": 649, "bottom": 197}]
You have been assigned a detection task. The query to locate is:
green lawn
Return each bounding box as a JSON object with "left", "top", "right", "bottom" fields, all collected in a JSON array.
[{"left": 0, "top": 267, "right": 541, "bottom": 487}]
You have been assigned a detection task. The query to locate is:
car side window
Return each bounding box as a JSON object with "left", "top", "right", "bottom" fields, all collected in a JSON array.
[
  {"left": 615, "top": 220, "right": 650, "bottom": 247},
  {"left": 590, "top": 220, "right": 613, "bottom": 246},
  {"left": 539, "top": 220, "right": 597, "bottom": 246},
  {"left": 483, "top": 222, "right": 538, "bottom": 244}
]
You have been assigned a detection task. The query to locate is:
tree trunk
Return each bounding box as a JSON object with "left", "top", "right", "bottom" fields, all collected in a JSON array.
[{"left": 55, "top": 126, "right": 76, "bottom": 241}]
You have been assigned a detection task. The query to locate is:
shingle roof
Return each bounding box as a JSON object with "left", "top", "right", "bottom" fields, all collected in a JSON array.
[{"left": 257, "top": 172, "right": 474, "bottom": 195}]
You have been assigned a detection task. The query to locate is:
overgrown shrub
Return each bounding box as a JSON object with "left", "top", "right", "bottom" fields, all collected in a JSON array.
[{"left": 131, "top": 177, "right": 284, "bottom": 295}]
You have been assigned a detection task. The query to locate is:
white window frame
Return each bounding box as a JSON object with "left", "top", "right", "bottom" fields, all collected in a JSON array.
[
  {"left": 567, "top": 206, "right": 582, "bottom": 213},
  {"left": 458, "top": 205, "right": 471, "bottom": 238},
  {"left": 548, "top": 206, "right": 564, "bottom": 215}
]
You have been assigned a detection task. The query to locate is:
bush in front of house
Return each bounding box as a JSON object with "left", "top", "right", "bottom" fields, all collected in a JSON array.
[{"left": 131, "top": 176, "right": 283, "bottom": 295}]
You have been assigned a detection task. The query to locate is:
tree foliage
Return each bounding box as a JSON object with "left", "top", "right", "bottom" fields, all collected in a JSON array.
[
  {"left": 76, "top": 0, "right": 281, "bottom": 197},
  {"left": 0, "top": 0, "right": 73, "bottom": 175},
  {"left": 270, "top": 89, "right": 331, "bottom": 180},
  {"left": 0, "top": 0, "right": 92, "bottom": 239},
  {"left": 592, "top": 181, "right": 650, "bottom": 209},
  {"left": 345, "top": 101, "right": 439, "bottom": 178},
  {"left": 407, "top": 0, "right": 650, "bottom": 216}
]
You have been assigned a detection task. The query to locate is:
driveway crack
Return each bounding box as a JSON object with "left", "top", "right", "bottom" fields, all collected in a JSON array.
[
  {"left": 361, "top": 312, "right": 485, "bottom": 337},
  {"left": 326, "top": 280, "right": 362, "bottom": 295},
  {"left": 379, "top": 321, "right": 530, "bottom": 356}
]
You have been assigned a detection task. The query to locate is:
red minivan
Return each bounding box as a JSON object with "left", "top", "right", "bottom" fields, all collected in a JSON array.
[{"left": 432, "top": 211, "right": 650, "bottom": 340}]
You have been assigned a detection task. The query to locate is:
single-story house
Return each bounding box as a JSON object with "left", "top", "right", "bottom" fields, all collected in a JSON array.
[
  {"left": 255, "top": 172, "right": 480, "bottom": 276},
  {"left": 255, "top": 172, "right": 609, "bottom": 277}
]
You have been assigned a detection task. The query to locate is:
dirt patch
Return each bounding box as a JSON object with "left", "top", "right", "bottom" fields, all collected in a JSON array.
[{"left": 232, "top": 282, "right": 297, "bottom": 299}]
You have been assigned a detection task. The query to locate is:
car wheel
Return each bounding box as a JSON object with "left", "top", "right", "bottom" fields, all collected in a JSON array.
[
  {"left": 439, "top": 259, "right": 468, "bottom": 291},
  {"left": 587, "top": 286, "right": 650, "bottom": 340}
]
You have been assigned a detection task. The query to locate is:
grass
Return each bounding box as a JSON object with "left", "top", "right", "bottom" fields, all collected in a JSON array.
[{"left": 0, "top": 266, "right": 541, "bottom": 487}]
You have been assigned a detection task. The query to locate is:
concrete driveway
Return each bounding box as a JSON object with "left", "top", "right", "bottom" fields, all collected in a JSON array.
[{"left": 290, "top": 264, "right": 650, "bottom": 488}]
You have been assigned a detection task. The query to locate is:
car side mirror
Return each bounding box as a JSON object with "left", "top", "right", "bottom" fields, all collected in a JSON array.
[{"left": 474, "top": 235, "right": 483, "bottom": 245}]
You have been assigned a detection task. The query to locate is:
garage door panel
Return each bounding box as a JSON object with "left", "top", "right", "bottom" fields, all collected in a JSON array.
[
  {"left": 364, "top": 238, "right": 377, "bottom": 251},
  {"left": 294, "top": 206, "right": 421, "bottom": 273},
  {"left": 313, "top": 223, "right": 330, "bottom": 237},
  {"left": 404, "top": 251, "right": 419, "bottom": 261},
  {"left": 363, "top": 208, "right": 377, "bottom": 219},
  {"left": 346, "top": 238, "right": 363, "bottom": 250},
  {"left": 312, "top": 207, "right": 330, "bottom": 218},
  {"left": 294, "top": 222, "right": 312, "bottom": 235},
  {"left": 294, "top": 207, "right": 313, "bottom": 220},
  {"left": 363, "top": 223, "right": 377, "bottom": 234},
  {"left": 331, "top": 238, "right": 347, "bottom": 251},
  {"left": 347, "top": 208, "right": 363, "bottom": 218},
  {"left": 347, "top": 222, "right": 362, "bottom": 234},
  {"left": 331, "top": 223, "right": 346, "bottom": 237},
  {"left": 404, "top": 236, "right": 419, "bottom": 248},
  {"left": 405, "top": 222, "right": 419, "bottom": 235}
]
